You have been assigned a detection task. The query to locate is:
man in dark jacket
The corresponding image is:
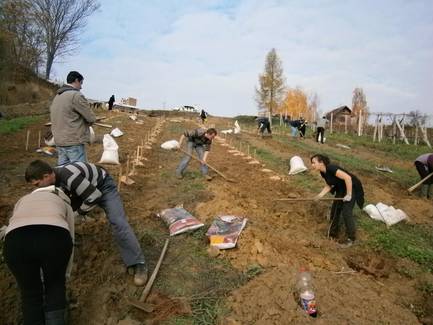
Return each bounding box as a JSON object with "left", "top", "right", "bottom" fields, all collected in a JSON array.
[
  {"left": 257, "top": 117, "right": 272, "bottom": 135},
  {"left": 24, "top": 160, "right": 148, "bottom": 287},
  {"left": 50, "top": 71, "right": 96, "bottom": 166},
  {"left": 108, "top": 95, "right": 115, "bottom": 110},
  {"left": 414, "top": 153, "right": 433, "bottom": 198},
  {"left": 175, "top": 128, "right": 217, "bottom": 180}
]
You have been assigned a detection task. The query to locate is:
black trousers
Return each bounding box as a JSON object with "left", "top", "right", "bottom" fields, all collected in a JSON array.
[
  {"left": 299, "top": 126, "right": 306, "bottom": 137},
  {"left": 4, "top": 225, "right": 72, "bottom": 325},
  {"left": 316, "top": 127, "right": 325, "bottom": 143},
  {"left": 414, "top": 161, "right": 433, "bottom": 184},
  {"left": 329, "top": 197, "right": 356, "bottom": 241}
]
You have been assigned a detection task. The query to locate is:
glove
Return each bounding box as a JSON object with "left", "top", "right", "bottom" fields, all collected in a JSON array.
[{"left": 343, "top": 194, "right": 352, "bottom": 202}]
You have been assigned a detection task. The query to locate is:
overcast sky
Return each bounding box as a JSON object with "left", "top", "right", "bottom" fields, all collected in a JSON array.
[{"left": 51, "top": 0, "right": 433, "bottom": 117}]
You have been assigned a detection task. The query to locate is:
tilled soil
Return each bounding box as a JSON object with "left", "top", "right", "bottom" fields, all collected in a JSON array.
[{"left": 1, "top": 111, "right": 432, "bottom": 324}]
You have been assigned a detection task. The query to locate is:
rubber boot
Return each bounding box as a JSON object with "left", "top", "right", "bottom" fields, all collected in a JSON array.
[{"left": 45, "top": 309, "right": 66, "bottom": 325}]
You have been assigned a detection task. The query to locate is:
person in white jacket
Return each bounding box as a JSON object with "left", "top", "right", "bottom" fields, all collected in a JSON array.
[{"left": 3, "top": 186, "right": 74, "bottom": 325}]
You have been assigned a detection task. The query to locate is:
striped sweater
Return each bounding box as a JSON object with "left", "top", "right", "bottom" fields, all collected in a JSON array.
[{"left": 55, "top": 162, "right": 107, "bottom": 214}]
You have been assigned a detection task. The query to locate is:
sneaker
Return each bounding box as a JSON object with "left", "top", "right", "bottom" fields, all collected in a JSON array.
[
  {"left": 338, "top": 239, "right": 355, "bottom": 249},
  {"left": 205, "top": 175, "right": 213, "bottom": 181},
  {"left": 133, "top": 263, "right": 148, "bottom": 286}
]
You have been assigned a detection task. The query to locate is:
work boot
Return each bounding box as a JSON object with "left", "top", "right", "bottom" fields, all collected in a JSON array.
[
  {"left": 205, "top": 175, "right": 213, "bottom": 181},
  {"left": 176, "top": 173, "right": 183, "bottom": 180},
  {"left": 134, "top": 263, "right": 148, "bottom": 286},
  {"left": 45, "top": 309, "right": 66, "bottom": 325}
]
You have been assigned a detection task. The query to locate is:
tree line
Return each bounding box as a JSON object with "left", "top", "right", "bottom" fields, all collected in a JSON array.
[
  {"left": 0, "top": 0, "right": 99, "bottom": 81},
  {"left": 255, "top": 48, "right": 369, "bottom": 124}
]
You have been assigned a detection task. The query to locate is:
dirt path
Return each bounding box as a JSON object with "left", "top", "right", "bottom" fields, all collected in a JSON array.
[{"left": 1, "top": 112, "right": 431, "bottom": 324}]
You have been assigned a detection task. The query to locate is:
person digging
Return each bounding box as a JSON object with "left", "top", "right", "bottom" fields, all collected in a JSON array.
[
  {"left": 414, "top": 153, "right": 433, "bottom": 198},
  {"left": 310, "top": 154, "right": 364, "bottom": 248},
  {"left": 175, "top": 127, "right": 217, "bottom": 180},
  {"left": 24, "top": 160, "right": 148, "bottom": 286}
]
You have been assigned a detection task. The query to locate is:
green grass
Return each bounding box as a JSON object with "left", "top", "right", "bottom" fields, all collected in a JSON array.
[
  {"left": 0, "top": 116, "right": 41, "bottom": 134},
  {"left": 358, "top": 215, "right": 433, "bottom": 271},
  {"left": 156, "top": 228, "right": 246, "bottom": 325}
]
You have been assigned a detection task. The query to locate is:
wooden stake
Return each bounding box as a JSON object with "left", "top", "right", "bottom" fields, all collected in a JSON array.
[
  {"left": 25, "top": 129, "right": 30, "bottom": 151},
  {"left": 38, "top": 130, "right": 41, "bottom": 148}
]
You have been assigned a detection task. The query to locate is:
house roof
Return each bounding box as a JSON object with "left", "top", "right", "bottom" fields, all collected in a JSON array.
[{"left": 325, "top": 106, "right": 351, "bottom": 118}]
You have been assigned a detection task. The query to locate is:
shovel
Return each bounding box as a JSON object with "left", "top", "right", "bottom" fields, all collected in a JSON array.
[
  {"left": 128, "top": 239, "right": 170, "bottom": 312},
  {"left": 407, "top": 172, "right": 433, "bottom": 193},
  {"left": 177, "top": 147, "right": 236, "bottom": 183}
]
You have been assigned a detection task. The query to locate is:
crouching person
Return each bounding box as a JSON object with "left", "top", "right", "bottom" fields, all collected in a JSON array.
[
  {"left": 4, "top": 186, "right": 74, "bottom": 325},
  {"left": 24, "top": 160, "right": 148, "bottom": 286}
]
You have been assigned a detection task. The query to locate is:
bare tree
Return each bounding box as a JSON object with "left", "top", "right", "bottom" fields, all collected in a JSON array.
[
  {"left": 255, "top": 48, "right": 285, "bottom": 124},
  {"left": 0, "top": 0, "right": 44, "bottom": 75},
  {"left": 352, "top": 87, "right": 368, "bottom": 117},
  {"left": 28, "top": 0, "right": 100, "bottom": 79}
]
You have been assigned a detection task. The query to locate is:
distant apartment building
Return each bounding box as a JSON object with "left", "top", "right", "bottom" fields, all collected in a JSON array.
[{"left": 120, "top": 97, "right": 137, "bottom": 106}]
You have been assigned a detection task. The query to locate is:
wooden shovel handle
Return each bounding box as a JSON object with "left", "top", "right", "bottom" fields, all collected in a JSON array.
[
  {"left": 408, "top": 172, "right": 433, "bottom": 193},
  {"left": 178, "top": 148, "right": 236, "bottom": 183}
]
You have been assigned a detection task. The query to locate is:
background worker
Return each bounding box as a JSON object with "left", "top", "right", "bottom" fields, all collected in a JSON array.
[
  {"left": 315, "top": 116, "right": 327, "bottom": 143},
  {"left": 200, "top": 109, "right": 208, "bottom": 124},
  {"left": 256, "top": 116, "right": 272, "bottom": 135},
  {"left": 3, "top": 186, "right": 74, "bottom": 325},
  {"left": 310, "top": 154, "right": 364, "bottom": 248},
  {"left": 108, "top": 94, "right": 115, "bottom": 111},
  {"left": 24, "top": 160, "right": 148, "bottom": 286},
  {"left": 50, "top": 71, "right": 96, "bottom": 166},
  {"left": 414, "top": 153, "right": 433, "bottom": 198},
  {"left": 175, "top": 128, "right": 217, "bottom": 180},
  {"left": 298, "top": 118, "right": 307, "bottom": 138}
]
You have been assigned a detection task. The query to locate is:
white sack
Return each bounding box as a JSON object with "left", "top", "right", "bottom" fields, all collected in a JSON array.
[
  {"left": 89, "top": 126, "right": 95, "bottom": 144},
  {"left": 288, "top": 156, "right": 308, "bottom": 175},
  {"left": 99, "top": 134, "right": 120, "bottom": 164},
  {"left": 363, "top": 202, "right": 408, "bottom": 227},
  {"left": 45, "top": 136, "right": 55, "bottom": 146},
  {"left": 161, "top": 140, "right": 180, "bottom": 150},
  {"left": 234, "top": 120, "right": 241, "bottom": 134},
  {"left": 110, "top": 128, "right": 124, "bottom": 137},
  {"left": 221, "top": 129, "right": 233, "bottom": 134}
]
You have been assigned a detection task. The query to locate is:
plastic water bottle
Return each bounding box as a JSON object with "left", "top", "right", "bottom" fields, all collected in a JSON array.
[{"left": 296, "top": 267, "right": 317, "bottom": 317}]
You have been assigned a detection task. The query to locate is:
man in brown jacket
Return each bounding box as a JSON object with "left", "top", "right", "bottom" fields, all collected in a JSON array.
[{"left": 50, "top": 71, "right": 96, "bottom": 166}]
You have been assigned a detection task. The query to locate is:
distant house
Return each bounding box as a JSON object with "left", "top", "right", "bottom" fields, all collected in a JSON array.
[{"left": 324, "top": 106, "right": 351, "bottom": 125}]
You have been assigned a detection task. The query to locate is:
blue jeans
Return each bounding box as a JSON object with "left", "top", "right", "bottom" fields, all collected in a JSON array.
[
  {"left": 57, "top": 144, "right": 87, "bottom": 166},
  {"left": 98, "top": 175, "right": 145, "bottom": 267},
  {"left": 290, "top": 126, "right": 298, "bottom": 137},
  {"left": 176, "top": 142, "right": 209, "bottom": 176}
]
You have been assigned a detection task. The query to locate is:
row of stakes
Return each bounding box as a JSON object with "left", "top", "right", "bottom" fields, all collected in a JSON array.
[
  {"left": 218, "top": 131, "right": 285, "bottom": 181},
  {"left": 117, "top": 118, "right": 166, "bottom": 192}
]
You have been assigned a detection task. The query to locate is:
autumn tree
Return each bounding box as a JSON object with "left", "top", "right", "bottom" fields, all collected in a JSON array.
[
  {"left": 255, "top": 48, "right": 285, "bottom": 123},
  {"left": 29, "top": 0, "right": 100, "bottom": 79},
  {"left": 279, "top": 87, "right": 318, "bottom": 122}
]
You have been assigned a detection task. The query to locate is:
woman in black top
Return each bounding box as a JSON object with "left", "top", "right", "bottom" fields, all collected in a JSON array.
[{"left": 310, "top": 154, "right": 364, "bottom": 247}]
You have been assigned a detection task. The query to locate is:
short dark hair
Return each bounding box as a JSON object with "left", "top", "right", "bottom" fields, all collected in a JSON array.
[
  {"left": 25, "top": 160, "right": 53, "bottom": 182},
  {"left": 66, "top": 71, "right": 84, "bottom": 84},
  {"left": 311, "top": 154, "right": 330, "bottom": 166},
  {"left": 206, "top": 128, "right": 218, "bottom": 135},
  {"left": 206, "top": 128, "right": 217, "bottom": 136}
]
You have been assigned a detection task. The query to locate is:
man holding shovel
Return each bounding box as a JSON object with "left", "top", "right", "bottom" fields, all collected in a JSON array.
[
  {"left": 175, "top": 128, "right": 217, "bottom": 180},
  {"left": 414, "top": 153, "right": 433, "bottom": 198}
]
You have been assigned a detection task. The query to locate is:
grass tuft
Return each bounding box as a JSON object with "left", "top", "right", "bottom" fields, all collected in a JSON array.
[{"left": 0, "top": 116, "right": 41, "bottom": 134}]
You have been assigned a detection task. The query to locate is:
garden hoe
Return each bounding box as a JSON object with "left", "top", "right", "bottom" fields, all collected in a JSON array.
[{"left": 127, "top": 239, "right": 170, "bottom": 313}]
